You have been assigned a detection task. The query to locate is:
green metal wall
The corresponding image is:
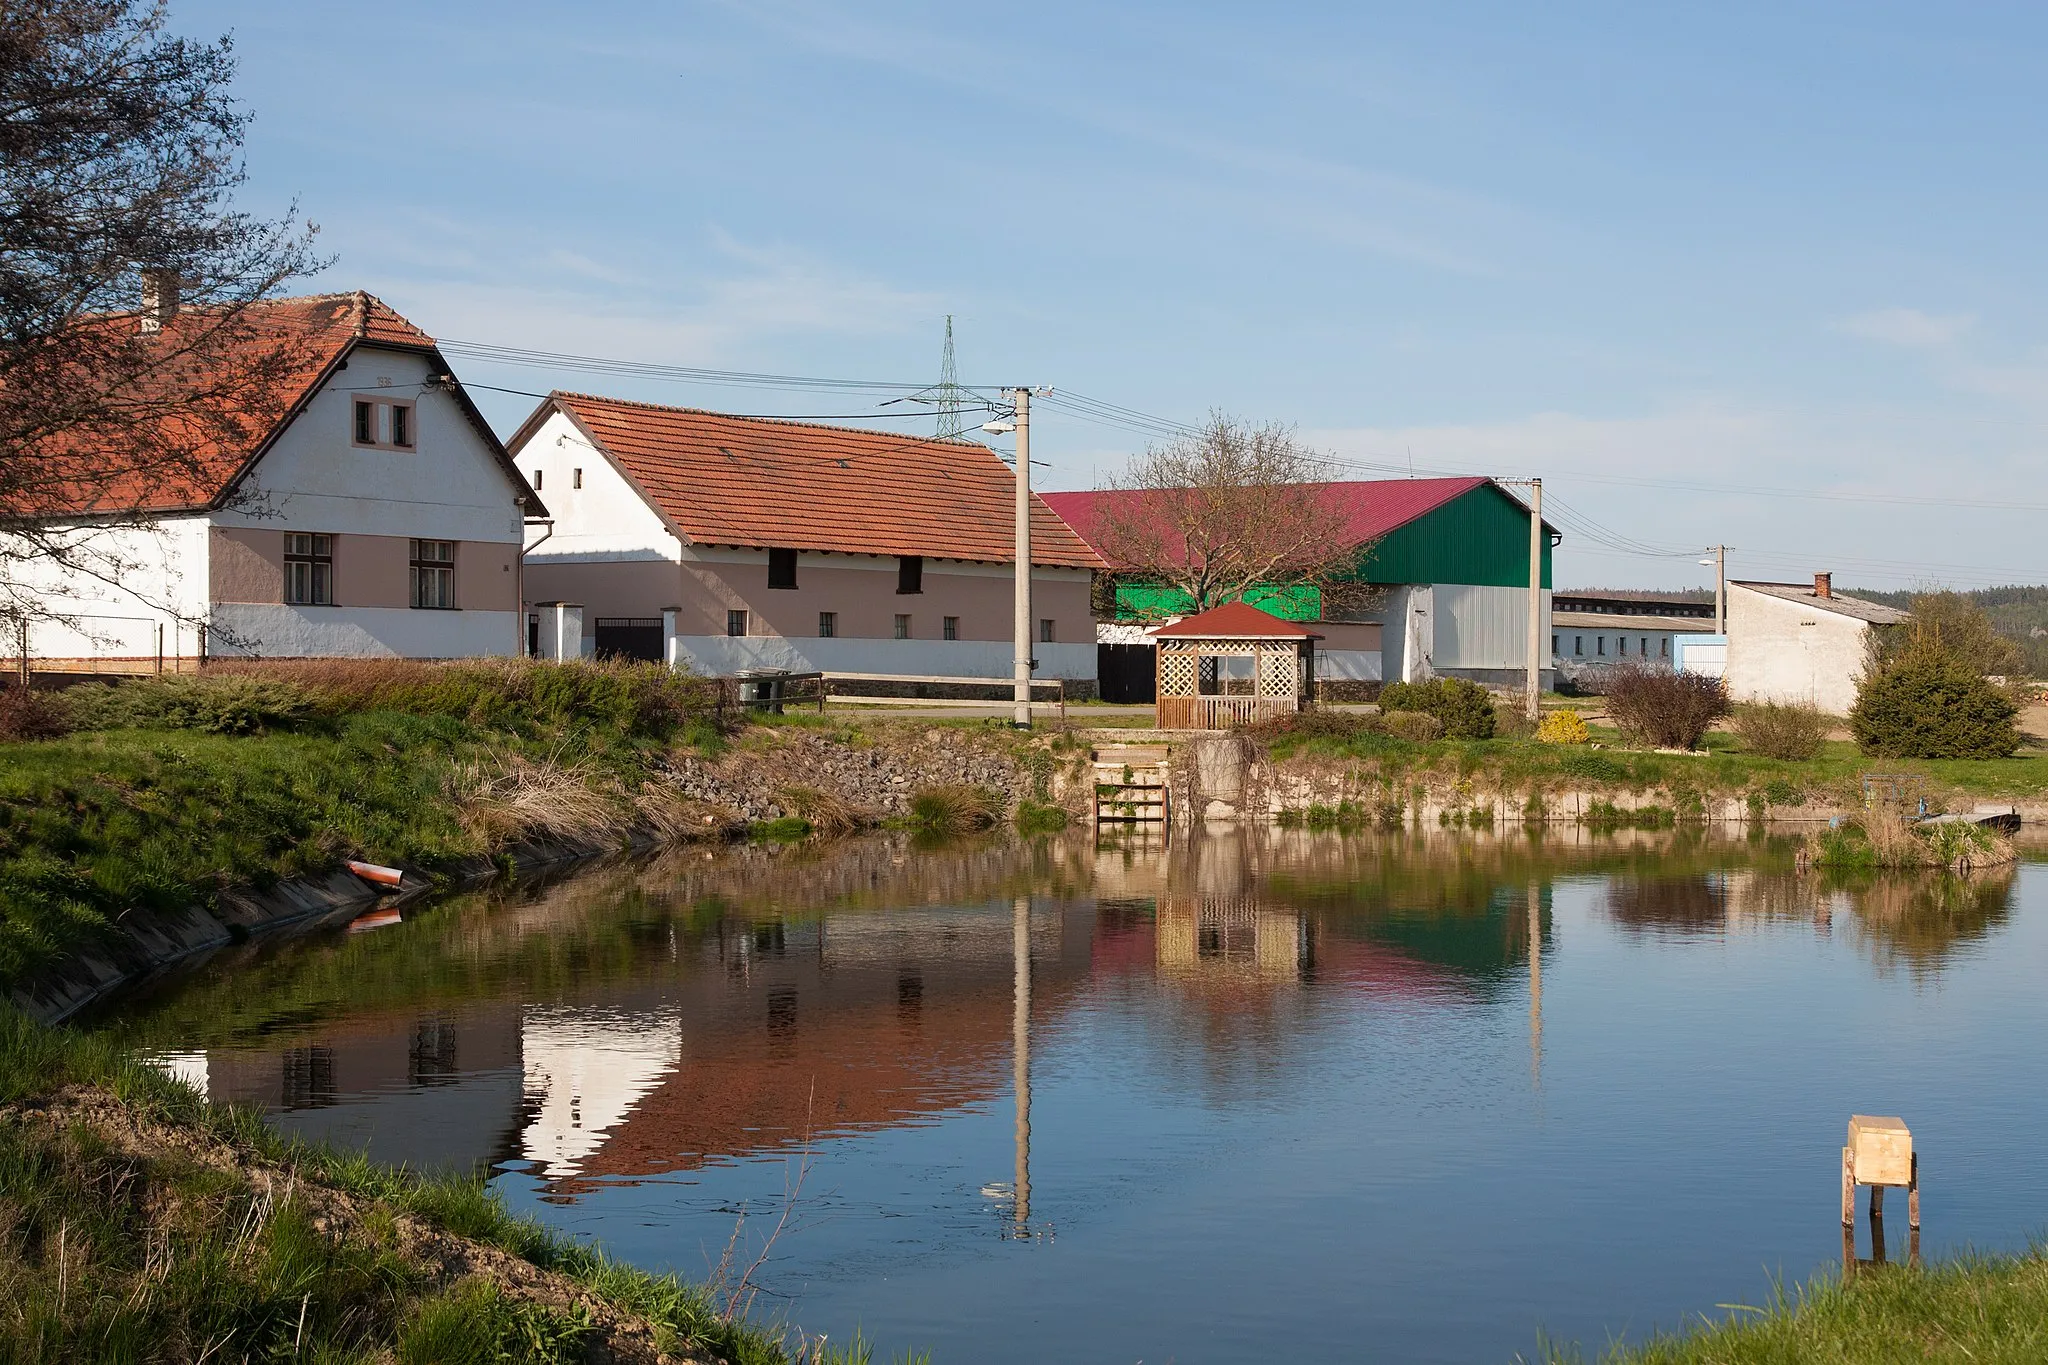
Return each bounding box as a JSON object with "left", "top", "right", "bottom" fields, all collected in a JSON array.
[
  {"left": 1108, "top": 483, "right": 1550, "bottom": 619},
  {"left": 1357, "top": 483, "right": 1553, "bottom": 589}
]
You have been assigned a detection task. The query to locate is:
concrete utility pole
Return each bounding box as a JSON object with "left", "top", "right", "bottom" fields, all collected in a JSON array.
[
  {"left": 1011, "top": 388, "right": 1033, "bottom": 730},
  {"left": 1713, "top": 545, "right": 1727, "bottom": 634},
  {"left": 1525, "top": 477, "right": 1544, "bottom": 722}
]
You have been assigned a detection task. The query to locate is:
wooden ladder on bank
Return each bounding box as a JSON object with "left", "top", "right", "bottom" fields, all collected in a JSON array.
[{"left": 1093, "top": 744, "right": 1170, "bottom": 825}]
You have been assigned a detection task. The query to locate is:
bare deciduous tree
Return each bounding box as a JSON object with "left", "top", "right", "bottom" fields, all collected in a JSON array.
[
  {"left": 0, "top": 0, "right": 324, "bottom": 629},
  {"left": 1086, "top": 413, "right": 1371, "bottom": 619}
]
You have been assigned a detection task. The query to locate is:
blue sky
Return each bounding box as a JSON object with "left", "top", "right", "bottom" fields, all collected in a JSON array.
[{"left": 187, "top": 1, "right": 2048, "bottom": 589}]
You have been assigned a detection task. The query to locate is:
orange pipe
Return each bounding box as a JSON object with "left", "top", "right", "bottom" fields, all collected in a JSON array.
[{"left": 345, "top": 859, "right": 404, "bottom": 888}]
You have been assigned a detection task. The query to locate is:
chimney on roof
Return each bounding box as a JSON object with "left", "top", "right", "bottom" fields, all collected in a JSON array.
[
  {"left": 1814, "top": 571, "right": 1833, "bottom": 600},
  {"left": 139, "top": 270, "right": 180, "bottom": 333}
]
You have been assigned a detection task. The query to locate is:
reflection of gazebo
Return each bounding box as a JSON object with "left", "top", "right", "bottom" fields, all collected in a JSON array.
[{"left": 1151, "top": 600, "right": 1319, "bottom": 730}]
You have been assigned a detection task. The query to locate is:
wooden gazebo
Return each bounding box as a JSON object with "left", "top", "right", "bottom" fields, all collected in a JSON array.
[{"left": 1151, "top": 601, "right": 1320, "bottom": 730}]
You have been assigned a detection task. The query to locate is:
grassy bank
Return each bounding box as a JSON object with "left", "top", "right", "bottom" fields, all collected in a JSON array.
[
  {"left": 0, "top": 1007, "right": 909, "bottom": 1364},
  {"left": 0, "top": 661, "right": 725, "bottom": 992},
  {"left": 1557, "top": 1250, "right": 2048, "bottom": 1364},
  {"left": 1260, "top": 723, "right": 2048, "bottom": 812}
]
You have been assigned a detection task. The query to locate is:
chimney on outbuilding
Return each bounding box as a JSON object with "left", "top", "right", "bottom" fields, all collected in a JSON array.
[
  {"left": 140, "top": 270, "right": 180, "bottom": 333},
  {"left": 1814, "top": 572, "right": 1833, "bottom": 600}
]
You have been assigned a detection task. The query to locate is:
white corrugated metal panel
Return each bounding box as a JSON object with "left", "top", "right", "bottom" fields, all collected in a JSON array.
[{"left": 1432, "top": 584, "right": 1550, "bottom": 669}]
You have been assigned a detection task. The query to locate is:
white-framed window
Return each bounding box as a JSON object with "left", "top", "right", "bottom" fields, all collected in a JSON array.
[
  {"left": 532, "top": 468, "right": 543, "bottom": 490},
  {"left": 409, "top": 539, "right": 456, "bottom": 609},
  {"left": 942, "top": 616, "right": 959, "bottom": 641},
  {"left": 284, "top": 533, "right": 333, "bottom": 605},
  {"left": 894, "top": 613, "right": 911, "bottom": 639},
  {"left": 818, "top": 611, "right": 837, "bottom": 638},
  {"left": 727, "top": 609, "right": 748, "bottom": 637},
  {"left": 572, "top": 467, "right": 583, "bottom": 489},
  {"left": 352, "top": 396, "right": 415, "bottom": 451}
]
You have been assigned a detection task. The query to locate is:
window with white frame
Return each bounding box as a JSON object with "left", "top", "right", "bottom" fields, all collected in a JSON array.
[
  {"left": 284, "top": 533, "right": 333, "bottom": 605},
  {"left": 818, "top": 611, "right": 837, "bottom": 638},
  {"left": 352, "top": 396, "right": 415, "bottom": 451},
  {"left": 894, "top": 613, "right": 911, "bottom": 639},
  {"left": 942, "top": 616, "right": 959, "bottom": 641},
  {"left": 409, "top": 539, "right": 456, "bottom": 609}
]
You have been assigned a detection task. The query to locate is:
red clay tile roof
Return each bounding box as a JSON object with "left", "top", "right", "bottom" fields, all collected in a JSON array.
[
  {"left": 35, "top": 291, "right": 537, "bottom": 517},
  {"left": 1041, "top": 477, "right": 1492, "bottom": 566},
  {"left": 1150, "top": 600, "right": 1321, "bottom": 639},
  {"left": 519, "top": 393, "right": 1104, "bottom": 568}
]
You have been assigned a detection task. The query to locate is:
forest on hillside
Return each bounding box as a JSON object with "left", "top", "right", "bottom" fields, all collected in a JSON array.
[{"left": 1848, "top": 586, "right": 2048, "bottom": 675}]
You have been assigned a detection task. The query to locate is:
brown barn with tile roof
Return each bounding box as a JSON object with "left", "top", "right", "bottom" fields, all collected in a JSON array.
[{"left": 510, "top": 394, "right": 1106, "bottom": 682}]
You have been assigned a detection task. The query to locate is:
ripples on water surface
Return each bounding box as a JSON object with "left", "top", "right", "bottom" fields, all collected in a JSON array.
[{"left": 106, "top": 830, "right": 2048, "bottom": 1363}]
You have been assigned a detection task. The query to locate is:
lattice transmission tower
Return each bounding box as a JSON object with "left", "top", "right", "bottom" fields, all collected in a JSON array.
[{"left": 933, "top": 315, "right": 970, "bottom": 439}]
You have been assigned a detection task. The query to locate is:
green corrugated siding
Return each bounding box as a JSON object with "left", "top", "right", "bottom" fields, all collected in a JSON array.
[
  {"left": 1353, "top": 484, "right": 1553, "bottom": 588},
  {"left": 1107, "top": 484, "right": 1549, "bottom": 619}
]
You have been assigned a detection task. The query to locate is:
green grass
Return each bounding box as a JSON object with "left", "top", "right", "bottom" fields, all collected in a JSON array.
[
  {"left": 1559, "top": 1250, "right": 2048, "bottom": 1364},
  {"left": 0, "top": 1006, "right": 919, "bottom": 1365}
]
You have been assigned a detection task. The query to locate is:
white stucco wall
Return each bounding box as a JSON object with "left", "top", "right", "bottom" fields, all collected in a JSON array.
[
  {"left": 208, "top": 604, "right": 520, "bottom": 659},
  {"left": 6, "top": 516, "right": 213, "bottom": 663},
  {"left": 669, "top": 634, "right": 1097, "bottom": 680},
  {"left": 1316, "top": 649, "right": 1383, "bottom": 681},
  {"left": 1725, "top": 588, "right": 1873, "bottom": 714},
  {"left": 512, "top": 409, "right": 677, "bottom": 560},
  {"left": 215, "top": 345, "right": 526, "bottom": 546}
]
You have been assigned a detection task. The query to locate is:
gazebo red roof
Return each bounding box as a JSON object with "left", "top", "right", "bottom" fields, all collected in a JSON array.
[{"left": 1149, "top": 600, "right": 1322, "bottom": 640}]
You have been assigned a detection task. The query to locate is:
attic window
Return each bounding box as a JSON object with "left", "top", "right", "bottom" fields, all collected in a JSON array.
[
  {"left": 531, "top": 469, "right": 542, "bottom": 491},
  {"left": 767, "top": 548, "right": 798, "bottom": 590},
  {"left": 352, "top": 396, "right": 415, "bottom": 451},
  {"left": 897, "top": 555, "right": 923, "bottom": 595}
]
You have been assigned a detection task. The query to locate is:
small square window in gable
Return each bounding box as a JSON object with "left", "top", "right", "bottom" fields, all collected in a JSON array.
[{"left": 351, "top": 395, "right": 416, "bottom": 451}]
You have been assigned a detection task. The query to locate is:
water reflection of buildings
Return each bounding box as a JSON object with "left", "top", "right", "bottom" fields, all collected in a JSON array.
[{"left": 171, "top": 830, "right": 1566, "bottom": 1196}]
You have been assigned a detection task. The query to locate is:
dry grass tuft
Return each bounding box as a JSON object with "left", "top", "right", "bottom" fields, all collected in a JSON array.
[
  {"left": 633, "top": 784, "right": 746, "bottom": 841},
  {"left": 454, "top": 756, "right": 628, "bottom": 849},
  {"left": 775, "top": 785, "right": 872, "bottom": 837},
  {"left": 907, "top": 784, "right": 1002, "bottom": 833}
]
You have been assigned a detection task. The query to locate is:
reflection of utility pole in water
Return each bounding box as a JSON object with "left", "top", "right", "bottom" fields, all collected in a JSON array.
[
  {"left": 1012, "top": 895, "right": 1032, "bottom": 1236},
  {"left": 1528, "top": 882, "right": 1543, "bottom": 1090}
]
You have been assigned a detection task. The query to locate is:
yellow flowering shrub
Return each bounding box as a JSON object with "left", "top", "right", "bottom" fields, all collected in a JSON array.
[{"left": 1535, "top": 709, "right": 1592, "bottom": 746}]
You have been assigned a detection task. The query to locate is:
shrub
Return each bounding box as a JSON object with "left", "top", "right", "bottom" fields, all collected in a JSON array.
[
  {"left": 1492, "top": 701, "right": 1536, "bottom": 740},
  {"left": 61, "top": 674, "right": 321, "bottom": 734},
  {"left": 1535, "top": 709, "right": 1590, "bottom": 745},
  {"left": 1378, "top": 677, "right": 1496, "bottom": 739},
  {"left": 1241, "top": 708, "right": 1382, "bottom": 745},
  {"left": 1851, "top": 644, "right": 2020, "bottom": 759},
  {"left": 206, "top": 657, "right": 721, "bottom": 738},
  {"left": 1380, "top": 709, "right": 1444, "bottom": 742},
  {"left": 1732, "top": 700, "right": 1830, "bottom": 760},
  {"left": 1603, "top": 664, "right": 1729, "bottom": 750},
  {"left": 0, "top": 685, "right": 72, "bottom": 741}
]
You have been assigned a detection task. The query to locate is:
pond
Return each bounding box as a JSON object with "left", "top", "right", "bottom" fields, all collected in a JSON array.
[{"left": 102, "top": 829, "right": 2048, "bottom": 1364}]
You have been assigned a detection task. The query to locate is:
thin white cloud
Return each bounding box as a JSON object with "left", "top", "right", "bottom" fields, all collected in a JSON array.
[{"left": 1839, "top": 307, "right": 1974, "bottom": 348}]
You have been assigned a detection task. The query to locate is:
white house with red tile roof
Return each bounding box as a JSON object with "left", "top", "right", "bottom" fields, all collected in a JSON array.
[
  {"left": 507, "top": 393, "right": 1105, "bottom": 680},
  {"left": 5, "top": 290, "right": 543, "bottom": 667}
]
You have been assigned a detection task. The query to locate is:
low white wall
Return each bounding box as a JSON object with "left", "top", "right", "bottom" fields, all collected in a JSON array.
[
  {"left": 667, "top": 634, "right": 1097, "bottom": 680},
  {"left": 210, "top": 604, "right": 521, "bottom": 658},
  {"left": 1317, "top": 649, "right": 1383, "bottom": 681}
]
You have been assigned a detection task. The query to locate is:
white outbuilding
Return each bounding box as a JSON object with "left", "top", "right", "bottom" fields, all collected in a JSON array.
[{"left": 1724, "top": 574, "right": 1909, "bottom": 715}]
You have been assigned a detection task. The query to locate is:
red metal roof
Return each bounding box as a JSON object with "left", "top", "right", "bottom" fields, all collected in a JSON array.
[
  {"left": 1041, "top": 477, "right": 1490, "bottom": 567},
  {"left": 1150, "top": 600, "right": 1321, "bottom": 639},
  {"left": 521, "top": 394, "right": 1104, "bottom": 568}
]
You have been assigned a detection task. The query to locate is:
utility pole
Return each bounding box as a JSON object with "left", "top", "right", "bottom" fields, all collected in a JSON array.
[
  {"left": 1010, "top": 388, "right": 1033, "bottom": 730},
  {"left": 1713, "top": 545, "right": 1727, "bottom": 634},
  {"left": 1525, "top": 478, "right": 1544, "bottom": 721}
]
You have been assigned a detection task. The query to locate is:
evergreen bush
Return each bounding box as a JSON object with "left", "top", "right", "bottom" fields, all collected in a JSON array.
[
  {"left": 1377, "top": 677, "right": 1496, "bottom": 739},
  {"left": 1850, "top": 645, "right": 2019, "bottom": 759}
]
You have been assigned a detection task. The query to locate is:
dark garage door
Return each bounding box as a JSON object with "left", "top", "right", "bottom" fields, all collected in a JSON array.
[
  {"left": 593, "top": 617, "right": 663, "bottom": 662},
  {"left": 1097, "top": 643, "right": 1156, "bottom": 703}
]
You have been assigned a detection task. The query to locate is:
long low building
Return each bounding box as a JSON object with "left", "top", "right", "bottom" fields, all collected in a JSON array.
[
  {"left": 510, "top": 395, "right": 1104, "bottom": 681},
  {"left": 1550, "top": 590, "right": 1717, "bottom": 682}
]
